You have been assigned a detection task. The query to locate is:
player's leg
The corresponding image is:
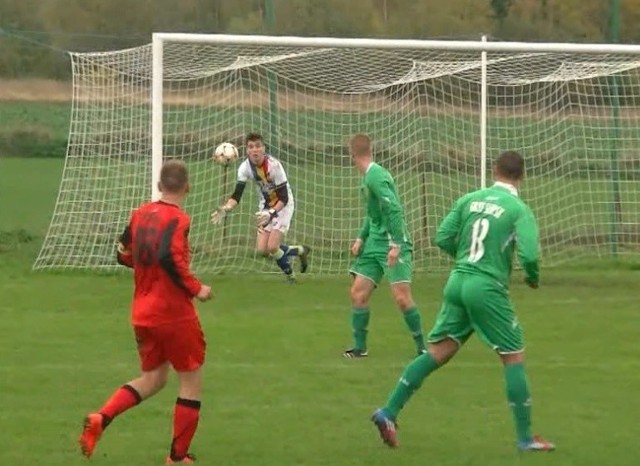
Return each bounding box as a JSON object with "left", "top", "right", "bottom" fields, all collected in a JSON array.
[
  {"left": 79, "top": 326, "right": 170, "bottom": 458},
  {"left": 166, "top": 320, "right": 207, "bottom": 463},
  {"left": 288, "top": 243, "right": 312, "bottom": 273},
  {"left": 167, "top": 369, "right": 202, "bottom": 464},
  {"left": 344, "top": 273, "right": 378, "bottom": 357},
  {"left": 266, "top": 228, "right": 296, "bottom": 281},
  {"left": 387, "top": 247, "right": 426, "bottom": 355},
  {"left": 389, "top": 282, "right": 426, "bottom": 355},
  {"left": 272, "top": 205, "right": 312, "bottom": 273},
  {"left": 462, "top": 276, "right": 554, "bottom": 451},
  {"left": 372, "top": 272, "right": 472, "bottom": 447},
  {"left": 500, "top": 352, "right": 554, "bottom": 452},
  {"left": 255, "top": 226, "right": 294, "bottom": 280},
  {"left": 345, "top": 245, "right": 383, "bottom": 357},
  {"left": 372, "top": 339, "right": 460, "bottom": 447}
]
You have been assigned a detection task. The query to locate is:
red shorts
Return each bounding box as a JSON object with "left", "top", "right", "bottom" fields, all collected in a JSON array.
[{"left": 133, "top": 319, "right": 206, "bottom": 372}]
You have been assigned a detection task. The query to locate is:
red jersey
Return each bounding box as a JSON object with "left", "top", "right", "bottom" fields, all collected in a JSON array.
[{"left": 117, "top": 200, "right": 202, "bottom": 327}]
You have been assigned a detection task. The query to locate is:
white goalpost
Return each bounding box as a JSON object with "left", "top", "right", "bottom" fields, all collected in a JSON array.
[{"left": 34, "top": 34, "right": 640, "bottom": 273}]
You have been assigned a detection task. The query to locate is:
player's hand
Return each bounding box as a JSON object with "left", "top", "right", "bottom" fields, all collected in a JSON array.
[
  {"left": 524, "top": 277, "right": 539, "bottom": 289},
  {"left": 211, "top": 207, "right": 227, "bottom": 225},
  {"left": 351, "top": 238, "right": 363, "bottom": 256},
  {"left": 255, "top": 208, "right": 277, "bottom": 228},
  {"left": 196, "top": 284, "right": 213, "bottom": 301},
  {"left": 387, "top": 245, "right": 400, "bottom": 267}
]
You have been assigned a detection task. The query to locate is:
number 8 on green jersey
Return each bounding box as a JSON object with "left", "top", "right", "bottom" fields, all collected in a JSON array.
[{"left": 427, "top": 179, "right": 540, "bottom": 353}]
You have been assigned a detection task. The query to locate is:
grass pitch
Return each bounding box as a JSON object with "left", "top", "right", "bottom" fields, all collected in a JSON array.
[{"left": 1, "top": 157, "right": 639, "bottom": 466}]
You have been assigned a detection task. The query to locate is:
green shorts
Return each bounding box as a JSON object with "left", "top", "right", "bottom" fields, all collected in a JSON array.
[
  {"left": 427, "top": 271, "right": 524, "bottom": 353},
  {"left": 349, "top": 240, "right": 412, "bottom": 286}
]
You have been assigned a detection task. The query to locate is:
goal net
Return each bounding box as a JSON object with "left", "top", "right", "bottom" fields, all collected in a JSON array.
[{"left": 34, "top": 36, "right": 640, "bottom": 273}]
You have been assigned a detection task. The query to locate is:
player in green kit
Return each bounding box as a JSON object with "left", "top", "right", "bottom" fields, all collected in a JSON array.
[
  {"left": 371, "top": 151, "right": 555, "bottom": 452},
  {"left": 343, "top": 134, "right": 426, "bottom": 358}
]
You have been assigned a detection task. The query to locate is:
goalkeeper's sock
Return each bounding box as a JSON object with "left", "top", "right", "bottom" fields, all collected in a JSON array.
[
  {"left": 272, "top": 246, "right": 293, "bottom": 275},
  {"left": 351, "top": 307, "right": 370, "bottom": 351},
  {"left": 402, "top": 307, "right": 426, "bottom": 353},
  {"left": 504, "top": 362, "right": 533, "bottom": 443},
  {"left": 98, "top": 384, "right": 142, "bottom": 429},
  {"left": 283, "top": 244, "right": 304, "bottom": 257},
  {"left": 384, "top": 352, "right": 440, "bottom": 420}
]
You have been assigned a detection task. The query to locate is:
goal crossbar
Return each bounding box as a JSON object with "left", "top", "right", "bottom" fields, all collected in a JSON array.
[{"left": 153, "top": 33, "right": 640, "bottom": 55}]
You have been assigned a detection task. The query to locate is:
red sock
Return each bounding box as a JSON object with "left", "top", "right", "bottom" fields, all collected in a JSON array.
[
  {"left": 99, "top": 384, "right": 142, "bottom": 428},
  {"left": 170, "top": 398, "right": 201, "bottom": 459}
]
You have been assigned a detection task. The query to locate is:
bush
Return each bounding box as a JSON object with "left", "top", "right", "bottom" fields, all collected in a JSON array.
[{"left": 0, "top": 125, "right": 68, "bottom": 158}]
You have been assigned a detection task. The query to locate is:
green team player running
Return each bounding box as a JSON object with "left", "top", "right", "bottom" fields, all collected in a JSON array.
[
  {"left": 371, "top": 150, "right": 555, "bottom": 452},
  {"left": 344, "top": 134, "right": 426, "bottom": 358}
]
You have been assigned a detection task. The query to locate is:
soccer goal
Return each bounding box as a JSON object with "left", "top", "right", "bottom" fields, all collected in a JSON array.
[{"left": 34, "top": 34, "right": 640, "bottom": 273}]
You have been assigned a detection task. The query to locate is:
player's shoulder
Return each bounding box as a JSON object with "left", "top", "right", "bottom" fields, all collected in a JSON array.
[
  {"left": 485, "top": 186, "right": 533, "bottom": 216},
  {"left": 238, "top": 157, "right": 251, "bottom": 171},
  {"left": 370, "top": 162, "right": 388, "bottom": 173},
  {"left": 134, "top": 201, "right": 156, "bottom": 214},
  {"left": 466, "top": 186, "right": 522, "bottom": 203},
  {"left": 152, "top": 201, "right": 189, "bottom": 221},
  {"left": 455, "top": 190, "right": 481, "bottom": 206},
  {"left": 265, "top": 154, "right": 285, "bottom": 169},
  {"left": 366, "top": 162, "right": 391, "bottom": 180}
]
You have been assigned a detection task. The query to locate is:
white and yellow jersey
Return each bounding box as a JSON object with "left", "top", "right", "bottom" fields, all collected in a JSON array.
[{"left": 237, "top": 154, "right": 294, "bottom": 209}]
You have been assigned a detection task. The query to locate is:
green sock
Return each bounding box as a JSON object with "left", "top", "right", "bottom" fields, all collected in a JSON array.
[
  {"left": 504, "top": 362, "right": 533, "bottom": 443},
  {"left": 351, "top": 308, "right": 369, "bottom": 351},
  {"left": 402, "top": 307, "right": 426, "bottom": 352},
  {"left": 384, "top": 352, "right": 439, "bottom": 419}
]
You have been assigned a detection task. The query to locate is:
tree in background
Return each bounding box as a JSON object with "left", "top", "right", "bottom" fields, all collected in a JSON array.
[{"left": 1, "top": 0, "right": 639, "bottom": 78}]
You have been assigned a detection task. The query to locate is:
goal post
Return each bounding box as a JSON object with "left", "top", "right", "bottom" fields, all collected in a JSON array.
[{"left": 35, "top": 34, "right": 640, "bottom": 272}]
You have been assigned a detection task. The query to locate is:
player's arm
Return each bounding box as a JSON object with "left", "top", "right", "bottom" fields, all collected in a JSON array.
[
  {"left": 435, "top": 197, "right": 463, "bottom": 258},
  {"left": 515, "top": 204, "right": 540, "bottom": 288},
  {"left": 116, "top": 218, "right": 134, "bottom": 268},
  {"left": 158, "top": 215, "right": 203, "bottom": 296},
  {"left": 220, "top": 182, "right": 245, "bottom": 211},
  {"left": 212, "top": 164, "right": 249, "bottom": 224},
  {"left": 357, "top": 216, "right": 370, "bottom": 242},
  {"left": 369, "top": 177, "right": 407, "bottom": 247}
]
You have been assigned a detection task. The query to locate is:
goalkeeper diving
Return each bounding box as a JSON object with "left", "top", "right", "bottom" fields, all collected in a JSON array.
[{"left": 211, "top": 132, "right": 310, "bottom": 282}]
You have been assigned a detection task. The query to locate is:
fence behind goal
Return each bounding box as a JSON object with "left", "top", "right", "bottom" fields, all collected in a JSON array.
[{"left": 34, "top": 35, "right": 640, "bottom": 273}]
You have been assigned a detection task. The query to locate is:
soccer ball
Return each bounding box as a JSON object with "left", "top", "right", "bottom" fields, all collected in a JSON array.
[{"left": 213, "top": 142, "right": 239, "bottom": 165}]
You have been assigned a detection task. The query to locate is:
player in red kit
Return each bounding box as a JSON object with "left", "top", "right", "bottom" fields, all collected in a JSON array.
[{"left": 78, "top": 159, "right": 212, "bottom": 464}]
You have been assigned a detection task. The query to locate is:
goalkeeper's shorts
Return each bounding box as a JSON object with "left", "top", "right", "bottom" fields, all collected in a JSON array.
[{"left": 262, "top": 204, "right": 294, "bottom": 234}]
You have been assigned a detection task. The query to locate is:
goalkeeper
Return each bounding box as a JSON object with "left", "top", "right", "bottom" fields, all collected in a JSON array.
[
  {"left": 371, "top": 151, "right": 555, "bottom": 452},
  {"left": 211, "top": 132, "right": 310, "bottom": 282},
  {"left": 344, "top": 134, "right": 426, "bottom": 358}
]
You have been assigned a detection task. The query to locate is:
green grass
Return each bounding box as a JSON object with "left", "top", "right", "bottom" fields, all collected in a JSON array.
[{"left": 1, "top": 156, "right": 640, "bottom": 465}]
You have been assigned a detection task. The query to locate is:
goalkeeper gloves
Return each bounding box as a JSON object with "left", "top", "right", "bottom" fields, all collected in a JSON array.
[
  {"left": 255, "top": 208, "right": 278, "bottom": 229},
  {"left": 211, "top": 206, "right": 230, "bottom": 224}
]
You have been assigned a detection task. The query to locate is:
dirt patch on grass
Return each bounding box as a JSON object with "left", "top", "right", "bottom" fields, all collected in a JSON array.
[
  {"left": 4, "top": 78, "right": 640, "bottom": 121},
  {"left": 0, "top": 79, "right": 72, "bottom": 102}
]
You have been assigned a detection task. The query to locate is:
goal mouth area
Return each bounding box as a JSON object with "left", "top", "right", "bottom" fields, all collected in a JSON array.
[{"left": 34, "top": 35, "right": 640, "bottom": 272}]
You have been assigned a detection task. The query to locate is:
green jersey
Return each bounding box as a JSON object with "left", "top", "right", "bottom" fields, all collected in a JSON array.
[
  {"left": 356, "top": 162, "right": 411, "bottom": 247},
  {"left": 435, "top": 181, "right": 539, "bottom": 287}
]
